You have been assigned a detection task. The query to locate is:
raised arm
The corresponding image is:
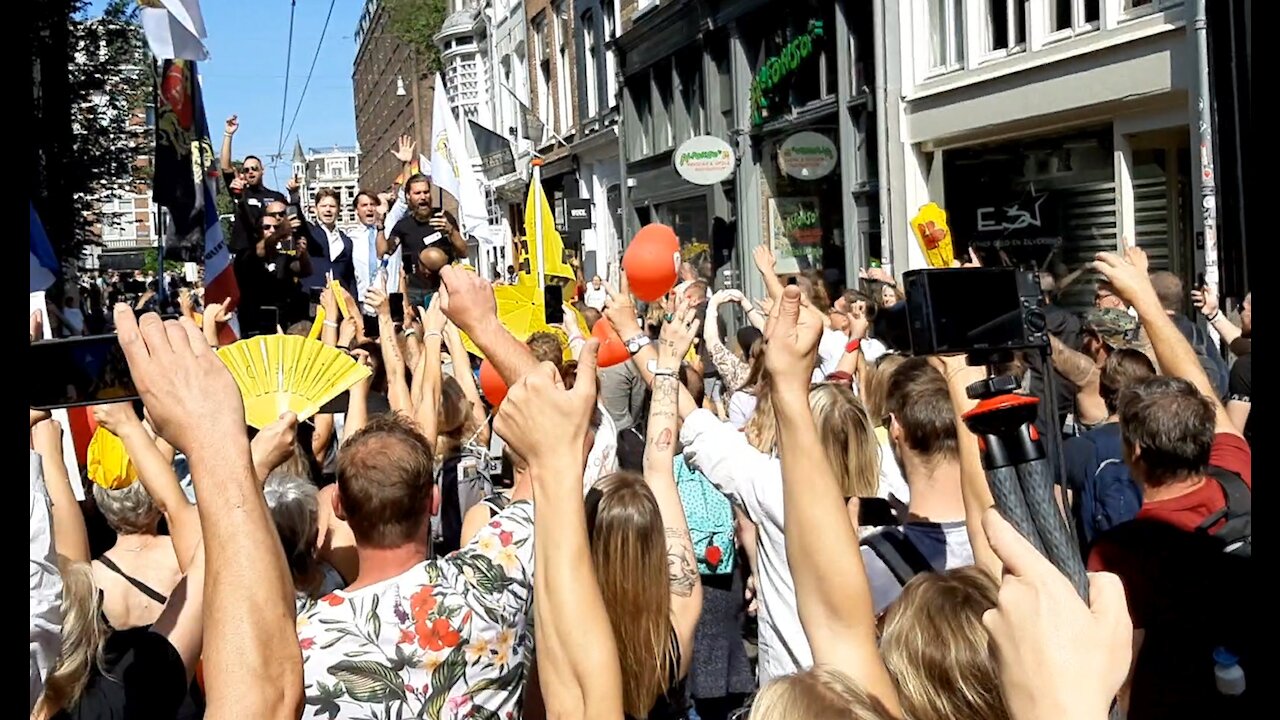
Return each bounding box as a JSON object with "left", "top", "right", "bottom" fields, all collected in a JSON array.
[
  {"left": 645, "top": 299, "right": 704, "bottom": 677},
  {"left": 413, "top": 297, "right": 446, "bottom": 449},
  {"left": 365, "top": 282, "right": 413, "bottom": 413},
  {"left": 767, "top": 287, "right": 902, "bottom": 717},
  {"left": 444, "top": 320, "right": 490, "bottom": 445},
  {"left": 219, "top": 115, "right": 238, "bottom": 174},
  {"left": 493, "top": 345, "right": 623, "bottom": 720},
  {"left": 31, "top": 420, "right": 90, "bottom": 564},
  {"left": 113, "top": 306, "right": 301, "bottom": 720},
  {"left": 752, "top": 244, "right": 785, "bottom": 301},
  {"left": 1092, "top": 250, "right": 1240, "bottom": 437},
  {"left": 1049, "top": 335, "right": 1106, "bottom": 426},
  {"left": 94, "top": 403, "right": 203, "bottom": 573},
  {"left": 438, "top": 265, "right": 542, "bottom": 386},
  {"left": 602, "top": 273, "right": 699, "bottom": 418},
  {"left": 1190, "top": 285, "right": 1243, "bottom": 347}
]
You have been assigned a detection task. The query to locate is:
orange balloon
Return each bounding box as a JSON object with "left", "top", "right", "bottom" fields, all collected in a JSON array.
[
  {"left": 592, "top": 320, "right": 631, "bottom": 368},
  {"left": 623, "top": 224, "right": 681, "bottom": 302},
  {"left": 478, "top": 359, "right": 508, "bottom": 406}
]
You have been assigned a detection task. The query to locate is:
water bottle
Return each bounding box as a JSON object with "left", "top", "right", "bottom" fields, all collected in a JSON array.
[{"left": 1213, "top": 647, "right": 1246, "bottom": 697}]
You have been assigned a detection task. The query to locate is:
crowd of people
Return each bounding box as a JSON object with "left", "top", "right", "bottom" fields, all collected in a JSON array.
[{"left": 30, "top": 135, "right": 1252, "bottom": 720}]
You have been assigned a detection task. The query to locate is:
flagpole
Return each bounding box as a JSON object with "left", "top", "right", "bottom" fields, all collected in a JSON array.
[{"left": 532, "top": 158, "right": 546, "bottom": 292}]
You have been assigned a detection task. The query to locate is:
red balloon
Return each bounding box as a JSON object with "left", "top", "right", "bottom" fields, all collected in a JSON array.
[
  {"left": 623, "top": 224, "right": 681, "bottom": 302},
  {"left": 592, "top": 320, "right": 631, "bottom": 368},
  {"left": 478, "top": 360, "right": 508, "bottom": 406}
]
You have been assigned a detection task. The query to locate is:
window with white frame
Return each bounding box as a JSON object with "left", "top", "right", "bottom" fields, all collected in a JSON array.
[
  {"left": 603, "top": 0, "right": 618, "bottom": 109},
  {"left": 582, "top": 10, "right": 599, "bottom": 119},
  {"left": 924, "top": 0, "right": 964, "bottom": 72},
  {"left": 554, "top": 2, "right": 572, "bottom": 134},
  {"left": 1048, "top": 0, "right": 1100, "bottom": 36},
  {"left": 984, "top": 0, "right": 1027, "bottom": 54}
]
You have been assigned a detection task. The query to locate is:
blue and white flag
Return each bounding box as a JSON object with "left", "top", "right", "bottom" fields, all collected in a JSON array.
[{"left": 30, "top": 204, "right": 59, "bottom": 293}]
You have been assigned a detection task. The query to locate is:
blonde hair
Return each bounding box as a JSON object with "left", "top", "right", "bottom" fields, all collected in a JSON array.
[
  {"left": 809, "top": 383, "right": 881, "bottom": 498},
  {"left": 587, "top": 472, "right": 676, "bottom": 717},
  {"left": 35, "top": 560, "right": 109, "bottom": 718},
  {"left": 751, "top": 665, "right": 896, "bottom": 720},
  {"left": 435, "top": 375, "right": 478, "bottom": 458},
  {"left": 879, "top": 567, "right": 1009, "bottom": 720},
  {"left": 860, "top": 354, "right": 905, "bottom": 429}
]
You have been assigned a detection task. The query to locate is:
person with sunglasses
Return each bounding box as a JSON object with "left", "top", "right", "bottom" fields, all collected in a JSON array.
[
  {"left": 219, "top": 114, "right": 296, "bottom": 253},
  {"left": 232, "top": 200, "right": 313, "bottom": 335}
]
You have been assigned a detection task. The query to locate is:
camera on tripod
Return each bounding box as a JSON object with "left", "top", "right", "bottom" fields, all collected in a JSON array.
[{"left": 901, "top": 267, "right": 1049, "bottom": 358}]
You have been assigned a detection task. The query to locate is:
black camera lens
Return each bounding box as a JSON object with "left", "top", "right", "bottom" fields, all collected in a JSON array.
[{"left": 1025, "top": 307, "right": 1048, "bottom": 334}]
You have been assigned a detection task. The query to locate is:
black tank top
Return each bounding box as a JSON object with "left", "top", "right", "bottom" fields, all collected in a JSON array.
[{"left": 628, "top": 628, "right": 688, "bottom": 720}]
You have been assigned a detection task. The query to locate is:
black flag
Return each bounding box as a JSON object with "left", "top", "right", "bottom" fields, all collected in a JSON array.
[
  {"left": 516, "top": 97, "right": 546, "bottom": 145},
  {"left": 468, "top": 120, "right": 517, "bottom": 181},
  {"left": 153, "top": 59, "right": 216, "bottom": 262}
]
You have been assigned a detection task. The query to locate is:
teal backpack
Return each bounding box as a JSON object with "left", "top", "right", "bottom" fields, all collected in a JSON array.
[{"left": 674, "top": 455, "right": 736, "bottom": 575}]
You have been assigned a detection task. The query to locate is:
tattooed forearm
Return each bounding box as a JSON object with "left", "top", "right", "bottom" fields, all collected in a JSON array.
[
  {"left": 664, "top": 528, "right": 699, "bottom": 598},
  {"left": 1050, "top": 335, "right": 1097, "bottom": 387},
  {"left": 645, "top": 375, "right": 680, "bottom": 458}
]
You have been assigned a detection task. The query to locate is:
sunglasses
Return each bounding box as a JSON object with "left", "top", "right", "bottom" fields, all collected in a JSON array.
[
  {"left": 265, "top": 211, "right": 286, "bottom": 218},
  {"left": 242, "top": 166, "right": 262, "bottom": 173}
]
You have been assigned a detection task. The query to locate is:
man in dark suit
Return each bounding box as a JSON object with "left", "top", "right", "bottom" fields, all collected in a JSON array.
[{"left": 300, "top": 188, "right": 356, "bottom": 298}]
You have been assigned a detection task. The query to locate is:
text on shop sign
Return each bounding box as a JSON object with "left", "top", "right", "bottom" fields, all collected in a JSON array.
[{"left": 750, "top": 20, "right": 825, "bottom": 125}]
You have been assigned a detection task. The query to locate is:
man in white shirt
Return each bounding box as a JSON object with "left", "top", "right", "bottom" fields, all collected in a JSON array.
[
  {"left": 350, "top": 190, "right": 405, "bottom": 303},
  {"left": 583, "top": 276, "right": 609, "bottom": 311},
  {"left": 30, "top": 451, "right": 63, "bottom": 711}
]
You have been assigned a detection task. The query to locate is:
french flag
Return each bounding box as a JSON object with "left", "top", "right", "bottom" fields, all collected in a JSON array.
[{"left": 30, "top": 204, "right": 59, "bottom": 293}]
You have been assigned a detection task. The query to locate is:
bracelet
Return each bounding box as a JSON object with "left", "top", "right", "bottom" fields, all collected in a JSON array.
[
  {"left": 403, "top": 328, "right": 418, "bottom": 337},
  {"left": 1206, "top": 311, "right": 1220, "bottom": 322},
  {"left": 323, "top": 320, "right": 339, "bottom": 329},
  {"left": 652, "top": 367, "right": 679, "bottom": 378},
  {"left": 337, "top": 344, "right": 351, "bottom": 351},
  {"left": 423, "top": 330, "right": 443, "bottom": 339}
]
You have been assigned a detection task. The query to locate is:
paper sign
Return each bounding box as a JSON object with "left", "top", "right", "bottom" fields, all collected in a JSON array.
[
  {"left": 911, "top": 202, "right": 955, "bottom": 269},
  {"left": 30, "top": 291, "right": 86, "bottom": 501}
]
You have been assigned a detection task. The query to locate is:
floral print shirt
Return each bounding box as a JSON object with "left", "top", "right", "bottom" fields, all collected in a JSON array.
[{"left": 298, "top": 501, "right": 536, "bottom": 719}]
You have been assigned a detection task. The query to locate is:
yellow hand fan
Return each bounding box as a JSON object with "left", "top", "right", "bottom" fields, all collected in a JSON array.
[
  {"left": 216, "top": 334, "right": 373, "bottom": 429},
  {"left": 910, "top": 202, "right": 955, "bottom": 268},
  {"left": 87, "top": 427, "right": 138, "bottom": 491}
]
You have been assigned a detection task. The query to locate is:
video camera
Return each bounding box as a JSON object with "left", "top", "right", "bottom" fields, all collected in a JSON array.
[{"left": 877, "top": 267, "right": 1049, "bottom": 357}]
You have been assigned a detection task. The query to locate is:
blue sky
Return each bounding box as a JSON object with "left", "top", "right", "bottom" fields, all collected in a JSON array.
[{"left": 91, "top": 0, "right": 363, "bottom": 187}]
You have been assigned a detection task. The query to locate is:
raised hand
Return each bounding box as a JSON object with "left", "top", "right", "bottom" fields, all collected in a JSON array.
[
  {"left": 30, "top": 308, "right": 43, "bottom": 342},
  {"left": 1190, "top": 284, "right": 1220, "bottom": 319},
  {"left": 420, "top": 289, "right": 447, "bottom": 333},
  {"left": 112, "top": 304, "right": 245, "bottom": 459},
  {"left": 602, "top": 272, "right": 642, "bottom": 341},
  {"left": 763, "top": 285, "right": 825, "bottom": 392},
  {"left": 752, "top": 244, "right": 776, "bottom": 275},
  {"left": 859, "top": 266, "right": 896, "bottom": 284},
  {"left": 287, "top": 175, "right": 301, "bottom": 194},
  {"left": 658, "top": 295, "right": 700, "bottom": 365},
  {"left": 229, "top": 175, "right": 246, "bottom": 193},
  {"left": 1089, "top": 247, "right": 1157, "bottom": 311},
  {"left": 251, "top": 412, "right": 299, "bottom": 479},
  {"left": 225, "top": 115, "right": 239, "bottom": 135},
  {"left": 392, "top": 134, "right": 417, "bottom": 164},
  {"left": 319, "top": 285, "right": 339, "bottom": 316},
  {"left": 981, "top": 508, "right": 1132, "bottom": 720},
  {"left": 92, "top": 402, "right": 143, "bottom": 436},
  {"left": 438, "top": 264, "right": 498, "bottom": 335}
]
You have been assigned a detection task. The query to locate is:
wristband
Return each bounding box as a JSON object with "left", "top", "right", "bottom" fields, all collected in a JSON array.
[
  {"left": 403, "top": 328, "right": 418, "bottom": 337},
  {"left": 423, "top": 330, "right": 443, "bottom": 339},
  {"left": 647, "top": 359, "right": 679, "bottom": 377},
  {"left": 1206, "top": 311, "right": 1220, "bottom": 322},
  {"left": 323, "top": 320, "right": 339, "bottom": 329},
  {"left": 845, "top": 338, "right": 861, "bottom": 354}
]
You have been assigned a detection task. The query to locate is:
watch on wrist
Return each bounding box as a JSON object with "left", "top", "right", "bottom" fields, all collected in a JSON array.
[{"left": 625, "top": 334, "right": 652, "bottom": 355}]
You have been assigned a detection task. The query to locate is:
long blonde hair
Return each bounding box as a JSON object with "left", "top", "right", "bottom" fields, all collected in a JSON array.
[
  {"left": 435, "top": 375, "right": 479, "bottom": 458},
  {"left": 34, "top": 560, "right": 109, "bottom": 719},
  {"left": 586, "top": 472, "right": 676, "bottom": 717},
  {"left": 751, "top": 665, "right": 896, "bottom": 720},
  {"left": 879, "top": 567, "right": 1009, "bottom": 720},
  {"left": 809, "top": 383, "right": 881, "bottom": 498},
  {"left": 860, "top": 354, "right": 905, "bottom": 429}
]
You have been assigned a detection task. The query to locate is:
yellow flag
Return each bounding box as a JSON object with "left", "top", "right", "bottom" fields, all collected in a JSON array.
[{"left": 520, "top": 181, "right": 577, "bottom": 297}]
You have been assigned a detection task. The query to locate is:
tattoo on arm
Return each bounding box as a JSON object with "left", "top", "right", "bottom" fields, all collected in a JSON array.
[
  {"left": 1050, "top": 335, "right": 1097, "bottom": 387},
  {"left": 664, "top": 528, "right": 699, "bottom": 598}
]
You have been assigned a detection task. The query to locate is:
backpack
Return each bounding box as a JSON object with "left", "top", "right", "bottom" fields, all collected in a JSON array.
[
  {"left": 1069, "top": 426, "right": 1144, "bottom": 550},
  {"left": 1197, "top": 467, "right": 1250, "bottom": 558},
  {"left": 674, "top": 455, "right": 735, "bottom": 575},
  {"left": 860, "top": 529, "right": 934, "bottom": 587}
]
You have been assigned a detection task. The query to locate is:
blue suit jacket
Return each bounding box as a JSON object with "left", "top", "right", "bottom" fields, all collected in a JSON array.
[{"left": 302, "top": 223, "right": 356, "bottom": 297}]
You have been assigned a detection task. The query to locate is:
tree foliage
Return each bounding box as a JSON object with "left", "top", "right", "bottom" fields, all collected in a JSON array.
[
  {"left": 384, "top": 0, "right": 450, "bottom": 74},
  {"left": 35, "top": 0, "right": 151, "bottom": 266}
]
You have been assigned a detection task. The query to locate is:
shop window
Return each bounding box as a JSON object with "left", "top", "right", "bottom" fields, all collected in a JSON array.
[
  {"left": 674, "top": 48, "right": 703, "bottom": 144},
  {"left": 603, "top": 0, "right": 619, "bottom": 109},
  {"left": 653, "top": 63, "right": 675, "bottom": 152},
  {"left": 624, "top": 76, "right": 651, "bottom": 161},
  {"left": 922, "top": 0, "right": 964, "bottom": 73},
  {"left": 746, "top": 5, "right": 836, "bottom": 125},
  {"left": 581, "top": 10, "right": 598, "bottom": 120}
]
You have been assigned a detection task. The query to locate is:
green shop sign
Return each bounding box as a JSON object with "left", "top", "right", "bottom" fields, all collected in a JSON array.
[{"left": 749, "top": 19, "right": 825, "bottom": 125}]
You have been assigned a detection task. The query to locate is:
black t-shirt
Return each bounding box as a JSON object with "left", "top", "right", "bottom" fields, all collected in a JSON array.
[
  {"left": 233, "top": 246, "right": 309, "bottom": 331},
  {"left": 55, "top": 628, "right": 190, "bottom": 720},
  {"left": 390, "top": 213, "right": 458, "bottom": 291},
  {"left": 223, "top": 173, "right": 288, "bottom": 253},
  {"left": 1228, "top": 352, "right": 1251, "bottom": 442}
]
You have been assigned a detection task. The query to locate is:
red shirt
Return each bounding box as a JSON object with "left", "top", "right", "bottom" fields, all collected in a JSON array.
[{"left": 1086, "top": 433, "right": 1252, "bottom": 719}]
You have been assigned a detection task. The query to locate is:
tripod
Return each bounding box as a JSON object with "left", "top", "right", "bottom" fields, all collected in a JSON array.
[{"left": 961, "top": 350, "right": 1090, "bottom": 600}]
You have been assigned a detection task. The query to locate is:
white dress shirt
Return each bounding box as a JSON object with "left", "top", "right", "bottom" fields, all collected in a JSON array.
[
  {"left": 352, "top": 189, "right": 408, "bottom": 302},
  {"left": 30, "top": 451, "right": 62, "bottom": 712}
]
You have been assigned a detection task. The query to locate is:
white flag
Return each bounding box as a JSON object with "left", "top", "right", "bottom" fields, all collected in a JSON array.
[
  {"left": 141, "top": 0, "right": 209, "bottom": 61},
  {"left": 430, "top": 75, "right": 492, "bottom": 247}
]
